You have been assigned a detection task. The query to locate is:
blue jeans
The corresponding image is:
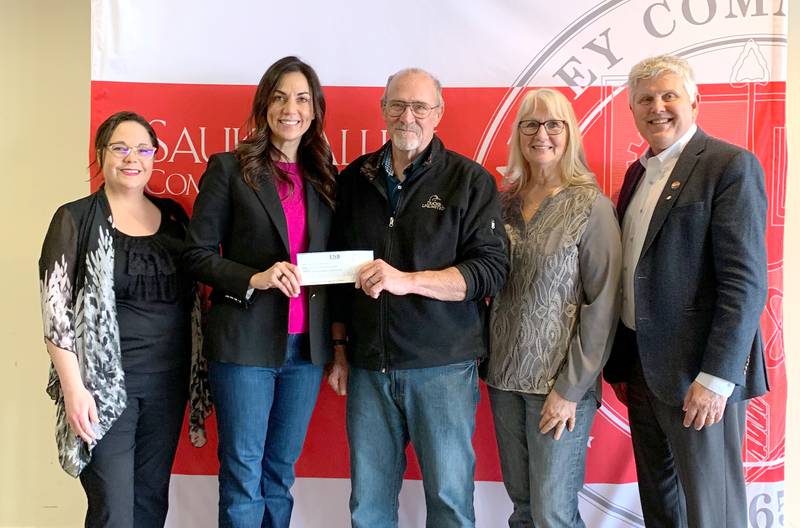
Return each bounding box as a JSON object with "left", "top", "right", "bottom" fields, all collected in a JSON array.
[
  {"left": 488, "top": 387, "right": 596, "bottom": 528},
  {"left": 347, "top": 361, "right": 480, "bottom": 528},
  {"left": 208, "top": 334, "right": 323, "bottom": 528}
]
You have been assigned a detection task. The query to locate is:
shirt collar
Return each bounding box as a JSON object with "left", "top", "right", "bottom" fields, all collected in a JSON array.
[
  {"left": 381, "top": 142, "right": 431, "bottom": 180},
  {"left": 639, "top": 123, "right": 698, "bottom": 169}
]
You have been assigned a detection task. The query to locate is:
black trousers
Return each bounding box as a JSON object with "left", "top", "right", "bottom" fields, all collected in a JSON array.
[
  {"left": 627, "top": 353, "right": 748, "bottom": 528},
  {"left": 79, "top": 369, "right": 188, "bottom": 528}
]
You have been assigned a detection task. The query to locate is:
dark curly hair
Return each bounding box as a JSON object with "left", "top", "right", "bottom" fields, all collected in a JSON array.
[{"left": 236, "top": 56, "right": 336, "bottom": 208}]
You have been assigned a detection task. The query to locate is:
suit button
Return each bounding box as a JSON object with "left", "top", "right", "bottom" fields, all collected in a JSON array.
[{"left": 310, "top": 293, "right": 317, "bottom": 299}]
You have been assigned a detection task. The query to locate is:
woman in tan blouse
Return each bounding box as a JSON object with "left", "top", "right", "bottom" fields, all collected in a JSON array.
[{"left": 485, "top": 88, "right": 622, "bottom": 528}]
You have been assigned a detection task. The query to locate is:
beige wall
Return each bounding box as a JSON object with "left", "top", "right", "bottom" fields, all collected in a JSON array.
[
  {"left": 0, "top": 1, "right": 797, "bottom": 526},
  {"left": 1, "top": 1, "right": 90, "bottom": 527}
]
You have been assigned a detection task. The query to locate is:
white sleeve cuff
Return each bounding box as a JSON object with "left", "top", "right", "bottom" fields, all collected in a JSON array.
[
  {"left": 695, "top": 371, "right": 735, "bottom": 397},
  {"left": 245, "top": 287, "right": 254, "bottom": 300}
]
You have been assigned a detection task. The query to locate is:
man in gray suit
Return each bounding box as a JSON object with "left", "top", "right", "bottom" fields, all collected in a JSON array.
[{"left": 604, "top": 54, "right": 769, "bottom": 527}]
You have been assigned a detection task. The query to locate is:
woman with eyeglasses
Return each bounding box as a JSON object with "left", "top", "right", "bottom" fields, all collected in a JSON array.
[
  {"left": 39, "top": 111, "right": 209, "bottom": 527},
  {"left": 484, "top": 88, "right": 622, "bottom": 528},
  {"left": 183, "top": 56, "right": 336, "bottom": 527}
]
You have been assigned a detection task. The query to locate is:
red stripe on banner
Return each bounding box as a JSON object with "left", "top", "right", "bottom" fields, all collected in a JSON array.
[{"left": 91, "top": 80, "right": 786, "bottom": 485}]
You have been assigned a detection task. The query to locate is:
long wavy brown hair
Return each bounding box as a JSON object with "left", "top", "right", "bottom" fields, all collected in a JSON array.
[{"left": 236, "top": 56, "right": 336, "bottom": 208}]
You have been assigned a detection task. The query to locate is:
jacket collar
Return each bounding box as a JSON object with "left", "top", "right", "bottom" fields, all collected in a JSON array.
[
  {"left": 638, "top": 123, "right": 698, "bottom": 169},
  {"left": 359, "top": 135, "right": 444, "bottom": 182},
  {"left": 249, "top": 166, "right": 327, "bottom": 255},
  {"left": 252, "top": 176, "right": 290, "bottom": 253},
  {"left": 640, "top": 127, "right": 708, "bottom": 256}
]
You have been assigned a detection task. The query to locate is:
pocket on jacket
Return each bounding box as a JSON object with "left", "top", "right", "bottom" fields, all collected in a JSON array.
[{"left": 683, "top": 303, "right": 713, "bottom": 312}]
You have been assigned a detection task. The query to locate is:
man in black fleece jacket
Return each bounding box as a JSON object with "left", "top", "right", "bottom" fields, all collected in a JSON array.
[{"left": 327, "top": 67, "right": 508, "bottom": 528}]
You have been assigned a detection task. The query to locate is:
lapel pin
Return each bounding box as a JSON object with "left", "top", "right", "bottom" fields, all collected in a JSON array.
[
  {"left": 665, "top": 195, "right": 673, "bottom": 200},
  {"left": 670, "top": 181, "right": 681, "bottom": 190}
]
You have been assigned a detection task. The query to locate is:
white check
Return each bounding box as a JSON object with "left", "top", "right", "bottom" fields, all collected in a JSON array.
[{"left": 297, "top": 251, "right": 374, "bottom": 286}]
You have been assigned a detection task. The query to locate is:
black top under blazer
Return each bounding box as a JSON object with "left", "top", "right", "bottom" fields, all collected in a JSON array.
[
  {"left": 604, "top": 128, "right": 769, "bottom": 406},
  {"left": 183, "top": 152, "right": 333, "bottom": 367}
]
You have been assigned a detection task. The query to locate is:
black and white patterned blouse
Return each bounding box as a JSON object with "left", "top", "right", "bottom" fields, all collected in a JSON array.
[{"left": 39, "top": 188, "right": 211, "bottom": 477}]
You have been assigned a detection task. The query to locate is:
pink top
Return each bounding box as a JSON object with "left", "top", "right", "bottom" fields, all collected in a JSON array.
[{"left": 275, "top": 162, "right": 309, "bottom": 334}]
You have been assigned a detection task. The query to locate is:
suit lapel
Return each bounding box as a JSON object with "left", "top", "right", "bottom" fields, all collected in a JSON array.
[
  {"left": 617, "top": 161, "right": 646, "bottom": 224},
  {"left": 640, "top": 128, "right": 707, "bottom": 256},
  {"left": 253, "top": 178, "right": 290, "bottom": 253},
  {"left": 304, "top": 180, "right": 321, "bottom": 251}
]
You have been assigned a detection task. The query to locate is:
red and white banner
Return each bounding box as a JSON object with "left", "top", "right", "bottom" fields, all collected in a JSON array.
[{"left": 91, "top": 1, "right": 788, "bottom": 526}]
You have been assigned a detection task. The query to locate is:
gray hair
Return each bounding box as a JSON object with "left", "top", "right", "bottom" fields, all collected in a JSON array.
[
  {"left": 380, "top": 67, "right": 444, "bottom": 108},
  {"left": 627, "top": 54, "right": 698, "bottom": 104}
]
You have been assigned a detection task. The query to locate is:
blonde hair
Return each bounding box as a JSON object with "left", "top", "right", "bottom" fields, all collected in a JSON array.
[
  {"left": 627, "top": 54, "right": 698, "bottom": 105},
  {"left": 504, "top": 88, "right": 596, "bottom": 196}
]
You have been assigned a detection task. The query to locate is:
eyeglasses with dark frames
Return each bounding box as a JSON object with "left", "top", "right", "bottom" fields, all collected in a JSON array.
[{"left": 518, "top": 119, "right": 566, "bottom": 136}]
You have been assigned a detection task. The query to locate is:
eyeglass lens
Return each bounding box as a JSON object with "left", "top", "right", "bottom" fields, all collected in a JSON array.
[
  {"left": 386, "top": 101, "right": 435, "bottom": 118},
  {"left": 108, "top": 144, "right": 157, "bottom": 158},
  {"left": 519, "top": 120, "right": 565, "bottom": 135}
]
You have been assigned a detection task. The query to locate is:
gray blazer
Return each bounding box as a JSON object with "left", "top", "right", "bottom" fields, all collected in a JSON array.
[{"left": 604, "top": 128, "right": 769, "bottom": 406}]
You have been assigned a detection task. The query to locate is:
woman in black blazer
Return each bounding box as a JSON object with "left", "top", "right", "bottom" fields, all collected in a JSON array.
[{"left": 184, "top": 56, "right": 336, "bottom": 528}]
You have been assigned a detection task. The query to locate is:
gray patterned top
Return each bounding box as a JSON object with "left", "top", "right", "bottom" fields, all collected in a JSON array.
[{"left": 486, "top": 185, "right": 621, "bottom": 401}]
